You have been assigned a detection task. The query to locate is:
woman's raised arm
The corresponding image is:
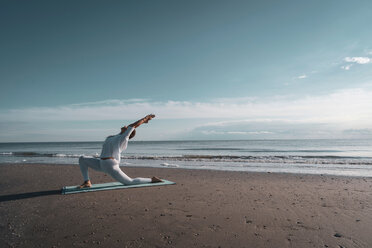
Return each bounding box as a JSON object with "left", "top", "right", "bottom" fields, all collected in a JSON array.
[{"left": 129, "top": 114, "right": 155, "bottom": 128}]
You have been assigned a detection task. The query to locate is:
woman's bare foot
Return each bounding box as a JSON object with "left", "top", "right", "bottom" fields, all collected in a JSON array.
[
  {"left": 151, "top": 176, "right": 163, "bottom": 183},
  {"left": 78, "top": 180, "right": 92, "bottom": 188}
]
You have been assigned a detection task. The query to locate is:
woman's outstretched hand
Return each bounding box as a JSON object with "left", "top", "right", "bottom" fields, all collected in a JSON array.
[{"left": 144, "top": 114, "right": 155, "bottom": 123}]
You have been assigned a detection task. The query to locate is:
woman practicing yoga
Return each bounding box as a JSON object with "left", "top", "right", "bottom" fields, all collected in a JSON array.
[{"left": 78, "top": 114, "right": 162, "bottom": 188}]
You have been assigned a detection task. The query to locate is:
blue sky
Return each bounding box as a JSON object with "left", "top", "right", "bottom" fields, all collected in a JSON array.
[{"left": 1, "top": 0, "right": 372, "bottom": 141}]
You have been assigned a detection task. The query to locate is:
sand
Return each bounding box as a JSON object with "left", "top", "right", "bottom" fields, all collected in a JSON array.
[{"left": 0, "top": 163, "right": 371, "bottom": 248}]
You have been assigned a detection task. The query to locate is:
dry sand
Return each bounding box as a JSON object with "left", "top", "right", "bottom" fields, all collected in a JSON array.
[{"left": 0, "top": 163, "right": 371, "bottom": 248}]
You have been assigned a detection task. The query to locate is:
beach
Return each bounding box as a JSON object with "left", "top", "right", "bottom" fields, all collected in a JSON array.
[{"left": 1, "top": 163, "right": 371, "bottom": 248}]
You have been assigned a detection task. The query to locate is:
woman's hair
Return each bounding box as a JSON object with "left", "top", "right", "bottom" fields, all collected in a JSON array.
[
  {"left": 105, "top": 126, "right": 136, "bottom": 140},
  {"left": 129, "top": 129, "right": 136, "bottom": 139}
]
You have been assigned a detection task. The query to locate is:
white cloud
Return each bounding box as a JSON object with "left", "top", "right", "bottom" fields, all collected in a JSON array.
[
  {"left": 297, "top": 75, "right": 307, "bottom": 79},
  {"left": 70, "top": 98, "right": 148, "bottom": 107},
  {"left": 340, "top": 57, "right": 370, "bottom": 70},
  {"left": 198, "top": 119, "right": 280, "bottom": 128},
  {"left": 343, "top": 129, "right": 372, "bottom": 135},
  {"left": 201, "top": 130, "right": 272, "bottom": 135},
  {"left": 344, "top": 57, "right": 370, "bottom": 64},
  {"left": 228, "top": 131, "right": 272, "bottom": 135},
  {"left": 341, "top": 64, "right": 352, "bottom": 70}
]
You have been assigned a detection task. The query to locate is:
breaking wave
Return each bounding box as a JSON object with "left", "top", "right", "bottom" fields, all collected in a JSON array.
[
  {"left": 124, "top": 155, "right": 372, "bottom": 165},
  {"left": 1, "top": 152, "right": 372, "bottom": 165}
]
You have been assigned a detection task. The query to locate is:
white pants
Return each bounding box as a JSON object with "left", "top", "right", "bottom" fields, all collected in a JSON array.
[{"left": 78, "top": 156, "right": 152, "bottom": 185}]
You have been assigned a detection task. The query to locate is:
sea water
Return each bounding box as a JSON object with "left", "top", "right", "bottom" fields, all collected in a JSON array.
[{"left": 1, "top": 139, "right": 372, "bottom": 177}]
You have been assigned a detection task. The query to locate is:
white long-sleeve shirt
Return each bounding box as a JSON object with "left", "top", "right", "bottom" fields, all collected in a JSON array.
[{"left": 100, "top": 126, "right": 135, "bottom": 162}]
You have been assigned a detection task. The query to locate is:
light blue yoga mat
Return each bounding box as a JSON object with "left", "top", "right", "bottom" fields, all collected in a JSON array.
[{"left": 62, "top": 180, "right": 176, "bottom": 195}]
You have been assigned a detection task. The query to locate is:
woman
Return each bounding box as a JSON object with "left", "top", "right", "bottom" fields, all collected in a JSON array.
[{"left": 78, "top": 114, "right": 162, "bottom": 188}]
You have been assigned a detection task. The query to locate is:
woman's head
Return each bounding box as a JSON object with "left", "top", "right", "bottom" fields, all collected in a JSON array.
[
  {"left": 121, "top": 126, "right": 128, "bottom": 133},
  {"left": 120, "top": 126, "right": 136, "bottom": 139}
]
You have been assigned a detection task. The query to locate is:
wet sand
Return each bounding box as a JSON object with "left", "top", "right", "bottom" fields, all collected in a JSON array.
[{"left": 0, "top": 163, "right": 371, "bottom": 248}]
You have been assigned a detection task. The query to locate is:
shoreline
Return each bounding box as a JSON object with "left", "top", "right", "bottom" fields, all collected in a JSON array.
[
  {"left": 1, "top": 162, "right": 372, "bottom": 179},
  {"left": 1, "top": 163, "right": 372, "bottom": 247}
]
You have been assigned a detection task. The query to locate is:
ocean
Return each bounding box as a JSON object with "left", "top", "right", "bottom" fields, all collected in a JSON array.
[{"left": 1, "top": 139, "right": 372, "bottom": 177}]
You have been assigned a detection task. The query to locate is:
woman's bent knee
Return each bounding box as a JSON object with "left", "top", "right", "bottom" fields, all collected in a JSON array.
[{"left": 79, "top": 156, "right": 85, "bottom": 165}]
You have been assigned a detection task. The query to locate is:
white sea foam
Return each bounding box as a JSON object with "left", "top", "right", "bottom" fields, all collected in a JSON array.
[
  {"left": 160, "top": 163, "right": 179, "bottom": 168},
  {"left": 0, "top": 152, "right": 13, "bottom": 155}
]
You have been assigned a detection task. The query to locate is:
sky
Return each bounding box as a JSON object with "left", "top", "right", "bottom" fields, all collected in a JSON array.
[{"left": 1, "top": 0, "right": 372, "bottom": 142}]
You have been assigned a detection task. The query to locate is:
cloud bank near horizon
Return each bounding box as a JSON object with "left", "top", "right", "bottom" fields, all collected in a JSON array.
[
  {"left": 0, "top": 87, "right": 372, "bottom": 141},
  {"left": 1, "top": 88, "right": 371, "bottom": 124}
]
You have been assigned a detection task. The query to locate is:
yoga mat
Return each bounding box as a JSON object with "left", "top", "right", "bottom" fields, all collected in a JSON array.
[{"left": 62, "top": 180, "right": 175, "bottom": 195}]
